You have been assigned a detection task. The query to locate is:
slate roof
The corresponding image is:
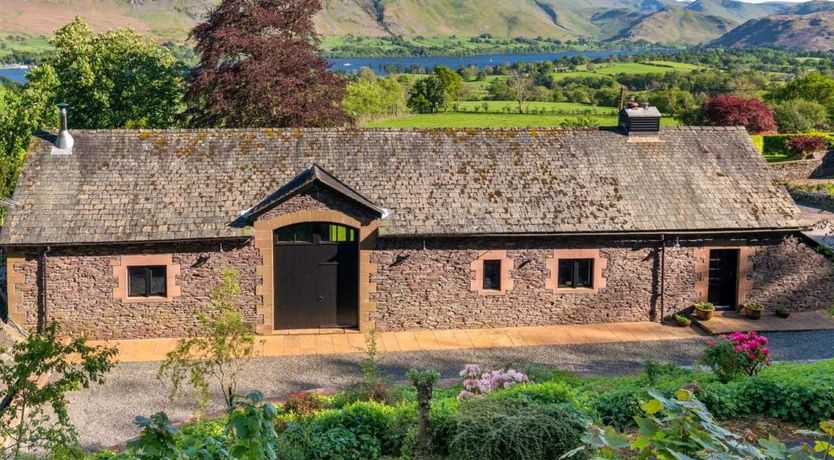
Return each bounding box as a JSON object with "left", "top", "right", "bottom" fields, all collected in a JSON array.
[{"left": 0, "top": 127, "right": 801, "bottom": 245}]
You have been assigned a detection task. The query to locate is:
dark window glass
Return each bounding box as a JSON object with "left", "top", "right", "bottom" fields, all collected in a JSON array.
[
  {"left": 149, "top": 267, "right": 167, "bottom": 296},
  {"left": 557, "top": 259, "right": 594, "bottom": 289},
  {"left": 576, "top": 259, "right": 593, "bottom": 288},
  {"left": 483, "top": 260, "right": 501, "bottom": 290},
  {"left": 127, "top": 266, "right": 167, "bottom": 297},
  {"left": 128, "top": 267, "right": 147, "bottom": 297},
  {"left": 275, "top": 226, "right": 295, "bottom": 242},
  {"left": 558, "top": 259, "right": 573, "bottom": 288},
  {"left": 274, "top": 223, "right": 357, "bottom": 243}
]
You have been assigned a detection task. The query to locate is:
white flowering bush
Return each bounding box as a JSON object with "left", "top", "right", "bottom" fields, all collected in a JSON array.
[{"left": 457, "top": 364, "right": 529, "bottom": 400}]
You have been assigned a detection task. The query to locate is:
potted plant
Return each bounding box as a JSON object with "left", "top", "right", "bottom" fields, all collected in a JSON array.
[
  {"left": 743, "top": 301, "right": 764, "bottom": 320},
  {"left": 694, "top": 302, "right": 715, "bottom": 320},
  {"left": 775, "top": 305, "right": 791, "bottom": 319},
  {"left": 674, "top": 314, "right": 691, "bottom": 327}
]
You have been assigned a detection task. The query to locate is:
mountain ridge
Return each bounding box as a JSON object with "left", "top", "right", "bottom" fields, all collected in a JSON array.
[{"left": 0, "top": 0, "right": 831, "bottom": 50}]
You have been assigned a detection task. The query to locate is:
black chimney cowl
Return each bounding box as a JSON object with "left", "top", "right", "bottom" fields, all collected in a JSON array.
[{"left": 619, "top": 103, "right": 661, "bottom": 136}]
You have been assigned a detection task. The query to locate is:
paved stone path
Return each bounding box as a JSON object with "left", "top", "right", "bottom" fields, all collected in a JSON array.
[
  {"left": 693, "top": 311, "right": 834, "bottom": 334},
  {"left": 69, "top": 329, "right": 834, "bottom": 450},
  {"left": 88, "top": 321, "right": 703, "bottom": 362}
]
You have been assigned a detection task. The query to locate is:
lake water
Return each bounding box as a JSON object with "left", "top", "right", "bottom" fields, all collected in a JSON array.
[
  {"left": 0, "top": 49, "right": 659, "bottom": 82},
  {"left": 327, "top": 49, "right": 659, "bottom": 74},
  {"left": 0, "top": 67, "right": 27, "bottom": 83}
]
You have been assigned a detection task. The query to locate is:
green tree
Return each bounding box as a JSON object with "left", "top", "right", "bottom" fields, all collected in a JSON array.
[
  {"left": 0, "top": 322, "right": 117, "bottom": 457},
  {"left": 769, "top": 72, "right": 834, "bottom": 124},
  {"left": 508, "top": 69, "right": 534, "bottom": 112},
  {"left": 407, "top": 76, "right": 446, "bottom": 113},
  {"left": 157, "top": 269, "right": 258, "bottom": 417},
  {"left": 342, "top": 76, "right": 405, "bottom": 121},
  {"left": 33, "top": 17, "right": 184, "bottom": 129},
  {"left": 773, "top": 99, "right": 829, "bottom": 133},
  {"left": 0, "top": 66, "right": 58, "bottom": 204},
  {"left": 433, "top": 65, "right": 464, "bottom": 104},
  {"left": 648, "top": 88, "right": 697, "bottom": 117}
]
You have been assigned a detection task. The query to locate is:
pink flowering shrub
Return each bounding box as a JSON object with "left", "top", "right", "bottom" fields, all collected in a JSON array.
[
  {"left": 457, "top": 364, "right": 529, "bottom": 400},
  {"left": 702, "top": 331, "right": 772, "bottom": 383}
]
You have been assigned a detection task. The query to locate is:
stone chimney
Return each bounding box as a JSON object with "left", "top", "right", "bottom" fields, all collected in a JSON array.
[{"left": 54, "top": 102, "right": 74, "bottom": 152}]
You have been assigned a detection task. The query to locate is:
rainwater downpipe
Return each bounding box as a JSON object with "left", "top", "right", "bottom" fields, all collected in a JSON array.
[
  {"left": 660, "top": 235, "right": 666, "bottom": 322},
  {"left": 38, "top": 246, "right": 50, "bottom": 332}
]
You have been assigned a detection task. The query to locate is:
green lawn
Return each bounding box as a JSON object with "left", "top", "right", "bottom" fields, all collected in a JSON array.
[{"left": 364, "top": 112, "right": 680, "bottom": 128}]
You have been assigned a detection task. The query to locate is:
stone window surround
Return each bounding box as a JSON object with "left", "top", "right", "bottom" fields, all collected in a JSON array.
[
  {"left": 694, "top": 246, "right": 756, "bottom": 309},
  {"left": 470, "top": 250, "right": 514, "bottom": 295},
  {"left": 253, "top": 209, "right": 379, "bottom": 335},
  {"left": 546, "top": 249, "right": 608, "bottom": 293},
  {"left": 113, "top": 254, "right": 181, "bottom": 302},
  {"left": 6, "top": 250, "right": 27, "bottom": 326}
]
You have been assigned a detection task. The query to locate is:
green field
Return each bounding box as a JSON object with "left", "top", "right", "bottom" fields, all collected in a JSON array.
[
  {"left": 451, "top": 100, "right": 618, "bottom": 115},
  {"left": 0, "top": 33, "right": 51, "bottom": 63},
  {"left": 552, "top": 60, "right": 703, "bottom": 80},
  {"left": 364, "top": 112, "right": 680, "bottom": 129}
]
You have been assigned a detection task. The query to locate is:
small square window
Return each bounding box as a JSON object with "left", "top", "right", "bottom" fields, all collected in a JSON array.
[
  {"left": 483, "top": 260, "right": 501, "bottom": 290},
  {"left": 557, "top": 259, "right": 594, "bottom": 289},
  {"left": 127, "top": 266, "right": 168, "bottom": 297}
]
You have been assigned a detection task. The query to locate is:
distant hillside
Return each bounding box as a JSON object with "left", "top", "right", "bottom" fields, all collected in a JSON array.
[
  {"left": 711, "top": 10, "right": 834, "bottom": 50},
  {"left": 1, "top": 0, "right": 834, "bottom": 52},
  {"left": 684, "top": 0, "right": 784, "bottom": 23},
  {"left": 610, "top": 6, "right": 736, "bottom": 44}
]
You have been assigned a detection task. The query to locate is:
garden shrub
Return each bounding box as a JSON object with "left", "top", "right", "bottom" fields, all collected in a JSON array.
[
  {"left": 702, "top": 331, "right": 771, "bottom": 382},
  {"left": 787, "top": 134, "right": 828, "bottom": 157},
  {"left": 424, "top": 394, "right": 461, "bottom": 458},
  {"left": 566, "top": 389, "right": 788, "bottom": 460},
  {"left": 727, "top": 362, "right": 834, "bottom": 425},
  {"left": 312, "top": 426, "right": 382, "bottom": 460},
  {"left": 762, "top": 133, "right": 834, "bottom": 157},
  {"left": 457, "top": 364, "right": 529, "bottom": 399},
  {"left": 489, "top": 380, "right": 577, "bottom": 407},
  {"left": 303, "top": 401, "right": 414, "bottom": 457},
  {"left": 283, "top": 391, "right": 326, "bottom": 415},
  {"left": 445, "top": 398, "right": 588, "bottom": 460}
]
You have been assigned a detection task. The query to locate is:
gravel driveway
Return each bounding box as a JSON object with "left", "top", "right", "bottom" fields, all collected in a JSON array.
[{"left": 68, "top": 330, "right": 834, "bottom": 450}]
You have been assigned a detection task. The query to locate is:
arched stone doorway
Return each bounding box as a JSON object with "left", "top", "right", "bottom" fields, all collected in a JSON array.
[{"left": 273, "top": 222, "right": 359, "bottom": 329}]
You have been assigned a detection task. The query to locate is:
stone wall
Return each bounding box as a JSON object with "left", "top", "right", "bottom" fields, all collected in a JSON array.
[
  {"left": 789, "top": 190, "right": 834, "bottom": 211},
  {"left": 7, "top": 233, "right": 834, "bottom": 339},
  {"left": 748, "top": 235, "right": 834, "bottom": 311},
  {"left": 767, "top": 152, "right": 834, "bottom": 181},
  {"left": 8, "top": 240, "right": 259, "bottom": 340},
  {"left": 369, "top": 237, "right": 701, "bottom": 331}
]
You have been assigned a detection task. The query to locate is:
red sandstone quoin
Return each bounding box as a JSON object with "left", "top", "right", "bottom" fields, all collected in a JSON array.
[{"left": 1, "top": 107, "right": 832, "bottom": 340}]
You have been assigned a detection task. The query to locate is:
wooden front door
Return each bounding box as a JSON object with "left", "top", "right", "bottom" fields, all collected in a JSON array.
[
  {"left": 274, "top": 223, "right": 359, "bottom": 330},
  {"left": 707, "top": 249, "right": 739, "bottom": 309}
]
